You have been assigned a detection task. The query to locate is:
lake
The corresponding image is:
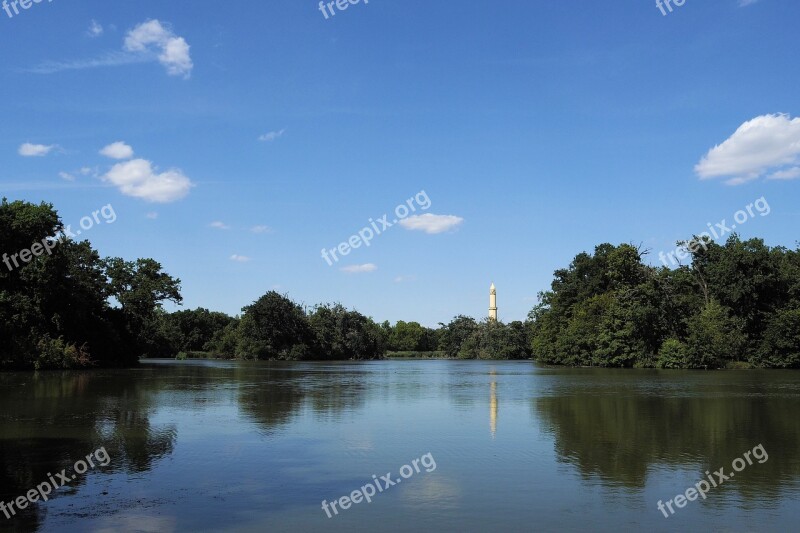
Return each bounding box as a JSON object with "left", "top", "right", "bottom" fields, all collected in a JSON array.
[{"left": 1, "top": 360, "right": 798, "bottom": 532}]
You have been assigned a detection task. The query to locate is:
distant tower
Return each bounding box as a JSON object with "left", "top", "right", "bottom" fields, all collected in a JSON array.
[{"left": 489, "top": 283, "right": 498, "bottom": 321}]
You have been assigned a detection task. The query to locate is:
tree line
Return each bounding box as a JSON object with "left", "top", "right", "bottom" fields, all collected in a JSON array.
[
  {"left": 2, "top": 199, "right": 799, "bottom": 369},
  {"left": 529, "top": 239, "right": 800, "bottom": 369},
  {"left": 151, "top": 307, "right": 532, "bottom": 362},
  {"left": 1, "top": 199, "right": 181, "bottom": 370}
]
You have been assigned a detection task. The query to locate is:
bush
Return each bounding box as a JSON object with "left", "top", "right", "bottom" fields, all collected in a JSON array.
[
  {"left": 754, "top": 308, "right": 800, "bottom": 368},
  {"left": 385, "top": 351, "right": 448, "bottom": 359},
  {"left": 35, "top": 336, "right": 92, "bottom": 370},
  {"left": 686, "top": 301, "right": 746, "bottom": 369},
  {"left": 656, "top": 338, "right": 688, "bottom": 369}
]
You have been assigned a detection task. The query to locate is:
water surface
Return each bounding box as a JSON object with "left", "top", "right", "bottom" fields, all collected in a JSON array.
[{"left": 1, "top": 360, "right": 798, "bottom": 532}]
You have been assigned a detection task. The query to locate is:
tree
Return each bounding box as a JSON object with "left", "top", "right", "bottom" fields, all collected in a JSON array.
[
  {"left": 308, "top": 304, "right": 385, "bottom": 360},
  {"left": 656, "top": 338, "right": 689, "bottom": 369},
  {"left": 685, "top": 301, "right": 746, "bottom": 369},
  {"left": 387, "top": 321, "right": 436, "bottom": 351},
  {"left": 685, "top": 235, "right": 788, "bottom": 346},
  {"left": 0, "top": 199, "right": 183, "bottom": 369},
  {"left": 205, "top": 320, "right": 241, "bottom": 358},
  {"left": 163, "top": 308, "right": 236, "bottom": 353},
  {"left": 458, "top": 320, "right": 529, "bottom": 360},
  {"left": 755, "top": 308, "right": 800, "bottom": 368},
  {"left": 104, "top": 258, "right": 183, "bottom": 359},
  {"left": 438, "top": 316, "right": 478, "bottom": 358},
  {"left": 236, "top": 291, "right": 314, "bottom": 360}
]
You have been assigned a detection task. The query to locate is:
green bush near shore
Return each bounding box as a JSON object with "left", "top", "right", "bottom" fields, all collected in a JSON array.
[
  {"left": 175, "top": 351, "right": 224, "bottom": 360},
  {"left": 385, "top": 351, "right": 449, "bottom": 359}
]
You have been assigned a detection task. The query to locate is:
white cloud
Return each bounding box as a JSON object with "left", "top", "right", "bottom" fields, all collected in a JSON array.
[
  {"left": 145, "top": 212, "right": 159, "bottom": 219},
  {"left": 59, "top": 171, "right": 75, "bottom": 181},
  {"left": 79, "top": 167, "right": 94, "bottom": 176},
  {"left": 768, "top": 167, "right": 800, "bottom": 180},
  {"left": 250, "top": 225, "right": 273, "bottom": 234},
  {"left": 209, "top": 221, "right": 231, "bottom": 230},
  {"left": 87, "top": 20, "right": 104, "bottom": 37},
  {"left": 124, "top": 20, "right": 193, "bottom": 78},
  {"left": 19, "top": 143, "right": 56, "bottom": 157},
  {"left": 103, "top": 159, "right": 193, "bottom": 203},
  {"left": 32, "top": 20, "right": 194, "bottom": 76},
  {"left": 394, "top": 275, "right": 416, "bottom": 283},
  {"left": 695, "top": 114, "right": 800, "bottom": 184},
  {"left": 724, "top": 176, "right": 756, "bottom": 186},
  {"left": 399, "top": 213, "right": 464, "bottom": 234},
  {"left": 258, "top": 129, "right": 285, "bottom": 142},
  {"left": 28, "top": 51, "right": 150, "bottom": 74},
  {"left": 100, "top": 141, "right": 134, "bottom": 160},
  {"left": 341, "top": 263, "right": 378, "bottom": 274},
  {"left": 230, "top": 255, "right": 251, "bottom": 263}
]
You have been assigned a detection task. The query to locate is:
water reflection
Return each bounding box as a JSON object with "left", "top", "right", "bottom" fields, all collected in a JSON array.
[
  {"left": 534, "top": 369, "right": 800, "bottom": 500},
  {"left": 490, "top": 375, "right": 497, "bottom": 439},
  {"left": 2, "top": 360, "right": 800, "bottom": 531},
  {"left": 0, "top": 370, "right": 177, "bottom": 531},
  {"left": 235, "top": 363, "right": 367, "bottom": 433}
]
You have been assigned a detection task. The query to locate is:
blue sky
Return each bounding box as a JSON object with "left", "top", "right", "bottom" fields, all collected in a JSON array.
[{"left": 1, "top": 0, "right": 799, "bottom": 327}]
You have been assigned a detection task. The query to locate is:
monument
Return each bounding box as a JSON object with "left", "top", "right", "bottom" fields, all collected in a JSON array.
[{"left": 489, "top": 283, "right": 497, "bottom": 321}]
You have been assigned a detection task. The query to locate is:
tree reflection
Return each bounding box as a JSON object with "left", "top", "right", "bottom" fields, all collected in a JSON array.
[
  {"left": 0, "top": 371, "right": 177, "bottom": 531},
  {"left": 236, "top": 364, "right": 366, "bottom": 431},
  {"left": 534, "top": 371, "right": 800, "bottom": 498}
]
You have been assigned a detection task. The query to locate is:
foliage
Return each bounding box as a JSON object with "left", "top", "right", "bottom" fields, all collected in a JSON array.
[
  {"left": 308, "top": 303, "right": 386, "bottom": 360},
  {"left": 755, "top": 308, "right": 800, "bottom": 368},
  {"left": 384, "top": 320, "right": 438, "bottom": 352},
  {"left": 437, "top": 315, "right": 478, "bottom": 358},
  {"left": 235, "top": 291, "right": 315, "bottom": 360},
  {"left": 1, "top": 199, "right": 181, "bottom": 370},
  {"left": 385, "top": 351, "right": 448, "bottom": 359},
  {"left": 656, "top": 338, "right": 688, "bottom": 369},
  {"left": 457, "top": 319, "right": 530, "bottom": 360},
  {"left": 529, "top": 238, "right": 799, "bottom": 369},
  {"left": 685, "top": 300, "right": 746, "bottom": 369}
]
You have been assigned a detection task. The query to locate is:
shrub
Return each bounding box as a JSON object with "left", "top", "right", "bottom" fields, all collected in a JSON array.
[{"left": 656, "top": 338, "right": 688, "bottom": 369}]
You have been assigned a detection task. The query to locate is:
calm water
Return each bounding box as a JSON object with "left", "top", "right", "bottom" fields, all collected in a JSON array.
[{"left": 1, "top": 360, "right": 799, "bottom": 532}]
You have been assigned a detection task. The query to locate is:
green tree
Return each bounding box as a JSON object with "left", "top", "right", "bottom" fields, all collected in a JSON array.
[
  {"left": 458, "top": 320, "right": 529, "bottom": 360},
  {"left": 755, "top": 308, "right": 800, "bottom": 368},
  {"left": 308, "top": 304, "right": 385, "bottom": 360},
  {"left": 685, "top": 301, "right": 746, "bottom": 369},
  {"left": 1, "top": 199, "right": 182, "bottom": 369},
  {"left": 163, "top": 308, "right": 236, "bottom": 353},
  {"left": 388, "top": 321, "right": 434, "bottom": 351},
  {"left": 104, "top": 257, "right": 183, "bottom": 359},
  {"left": 656, "top": 338, "right": 689, "bottom": 369},
  {"left": 236, "top": 291, "right": 314, "bottom": 360},
  {"left": 438, "top": 315, "right": 478, "bottom": 358},
  {"left": 205, "top": 319, "right": 241, "bottom": 358}
]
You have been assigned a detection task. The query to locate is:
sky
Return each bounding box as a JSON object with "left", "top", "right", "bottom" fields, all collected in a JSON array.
[{"left": 1, "top": 0, "right": 799, "bottom": 327}]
